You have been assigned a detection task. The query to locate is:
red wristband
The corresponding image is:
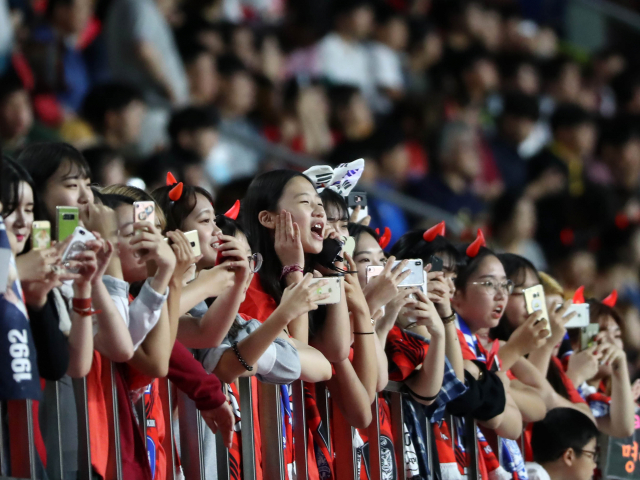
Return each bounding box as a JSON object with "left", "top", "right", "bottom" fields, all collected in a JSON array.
[
  {"left": 72, "top": 298, "right": 92, "bottom": 310},
  {"left": 280, "top": 264, "right": 303, "bottom": 280}
]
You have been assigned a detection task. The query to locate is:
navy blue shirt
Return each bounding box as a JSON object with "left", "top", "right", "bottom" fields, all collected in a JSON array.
[{"left": 0, "top": 221, "right": 41, "bottom": 400}]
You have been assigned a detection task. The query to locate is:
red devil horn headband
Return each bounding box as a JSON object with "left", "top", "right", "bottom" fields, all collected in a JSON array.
[
  {"left": 466, "top": 229, "right": 486, "bottom": 258},
  {"left": 423, "top": 221, "right": 446, "bottom": 242},
  {"left": 573, "top": 286, "right": 585, "bottom": 304},
  {"left": 166, "top": 172, "right": 177, "bottom": 186},
  {"left": 224, "top": 200, "right": 241, "bottom": 220},
  {"left": 168, "top": 182, "right": 184, "bottom": 202},
  {"left": 375, "top": 227, "right": 391, "bottom": 249},
  {"left": 602, "top": 290, "right": 618, "bottom": 308}
]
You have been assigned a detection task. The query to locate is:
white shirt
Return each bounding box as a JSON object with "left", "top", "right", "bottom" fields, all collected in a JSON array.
[
  {"left": 317, "top": 33, "right": 373, "bottom": 98},
  {"left": 526, "top": 462, "right": 552, "bottom": 480}
]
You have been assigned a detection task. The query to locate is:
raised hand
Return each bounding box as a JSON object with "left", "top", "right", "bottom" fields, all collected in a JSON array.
[
  {"left": 566, "top": 345, "right": 601, "bottom": 386},
  {"left": 547, "top": 300, "right": 574, "bottom": 346},
  {"left": 363, "top": 256, "right": 411, "bottom": 313},
  {"left": 197, "top": 264, "right": 236, "bottom": 295},
  {"left": 404, "top": 290, "right": 445, "bottom": 339},
  {"left": 16, "top": 246, "right": 61, "bottom": 282},
  {"left": 278, "top": 273, "right": 331, "bottom": 321},
  {"left": 215, "top": 234, "right": 251, "bottom": 284},
  {"left": 343, "top": 252, "right": 370, "bottom": 316},
  {"left": 166, "top": 230, "right": 200, "bottom": 282},
  {"left": 130, "top": 221, "right": 176, "bottom": 272},
  {"left": 349, "top": 205, "right": 371, "bottom": 226},
  {"left": 274, "top": 210, "right": 304, "bottom": 269},
  {"left": 427, "top": 266, "right": 453, "bottom": 317},
  {"left": 505, "top": 310, "right": 549, "bottom": 357}
]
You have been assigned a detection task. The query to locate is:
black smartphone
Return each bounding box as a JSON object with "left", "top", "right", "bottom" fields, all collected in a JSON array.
[
  {"left": 427, "top": 255, "right": 443, "bottom": 272},
  {"left": 346, "top": 191, "right": 367, "bottom": 210}
]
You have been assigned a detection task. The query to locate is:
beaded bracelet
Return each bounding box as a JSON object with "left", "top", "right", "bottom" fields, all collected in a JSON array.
[
  {"left": 280, "top": 264, "right": 303, "bottom": 280},
  {"left": 442, "top": 313, "right": 456, "bottom": 325},
  {"left": 231, "top": 342, "right": 253, "bottom": 371}
]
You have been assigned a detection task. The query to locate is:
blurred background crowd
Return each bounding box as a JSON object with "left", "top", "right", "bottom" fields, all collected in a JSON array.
[{"left": 4, "top": 0, "right": 640, "bottom": 380}]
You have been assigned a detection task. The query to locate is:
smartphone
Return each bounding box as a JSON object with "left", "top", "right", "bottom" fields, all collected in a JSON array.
[
  {"left": 61, "top": 227, "right": 97, "bottom": 271},
  {"left": 394, "top": 259, "right": 424, "bottom": 287},
  {"left": 366, "top": 265, "right": 384, "bottom": 283},
  {"left": 347, "top": 191, "right": 368, "bottom": 223},
  {"left": 563, "top": 303, "right": 590, "bottom": 329},
  {"left": 580, "top": 323, "right": 600, "bottom": 350},
  {"left": 309, "top": 277, "right": 342, "bottom": 305},
  {"left": 343, "top": 236, "right": 356, "bottom": 258},
  {"left": 31, "top": 221, "right": 51, "bottom": 251},
  {"left": 367, "top": 260, "right": 424, "bottom": 287},
  {"left": 133, "top": 201, "right": 155, "bottom": 226},
  {"left": 184, "top": 230, "right": 201, "bottom": 257},
  {"left": 427, "top": 255, "right": 443, "bottom": 272},
  {"left": 56, "top": 206, "right": 79, "bottom": 242},
  {"left": 523, "top": 284, "right": 552, "bottom": 338}
]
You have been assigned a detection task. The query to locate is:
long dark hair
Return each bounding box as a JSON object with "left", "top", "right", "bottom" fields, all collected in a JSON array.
[
  {"left": 239, "top": 169, "right": 316, "bottom": 303},
  {"left": 18, "top": 142, "right": 91, "bottom": 221},
  {"left": 152, "top": 184, "right": 215, "bottom": 233},
  {"left": 1, "top": 157, "right": 39, "bottom": 220},
  {"left": 491, "top": 253, "right": 540, "bottom": 341}
]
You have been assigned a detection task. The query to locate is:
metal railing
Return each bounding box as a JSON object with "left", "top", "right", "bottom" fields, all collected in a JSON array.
[{"left": 0, "top": 371, "right": 486, "bottom": 480}]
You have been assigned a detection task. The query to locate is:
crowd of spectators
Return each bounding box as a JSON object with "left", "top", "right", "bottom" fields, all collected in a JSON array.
[
  {"left": 4, "top": 0, "right": 640, "bottom": 391},
  {"left": 4, "top": 1, "right": 640, "bottom": 479}
]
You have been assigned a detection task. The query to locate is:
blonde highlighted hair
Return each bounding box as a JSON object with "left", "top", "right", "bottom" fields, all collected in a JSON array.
[
  {"left": 100, "top": 184, "right": 167, "bottom": 230},
  {"left": 539, "top": 271, "right": 564, "bottom": 299}
]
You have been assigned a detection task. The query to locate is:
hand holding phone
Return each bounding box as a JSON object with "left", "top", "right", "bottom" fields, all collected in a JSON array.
[
  {"left": 523, "top": 284, "right": 552, "bottom": 338},
  {"left": 133, "top": 201, "right": 155, "bottom": 232}
]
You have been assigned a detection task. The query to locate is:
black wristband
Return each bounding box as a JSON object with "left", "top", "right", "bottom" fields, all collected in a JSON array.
[
  {"left": 404, "top": 385, "right": 438, "bottom": 402},
  {"left": 231, "top": 342, "right": 253, "bottom": 371}
]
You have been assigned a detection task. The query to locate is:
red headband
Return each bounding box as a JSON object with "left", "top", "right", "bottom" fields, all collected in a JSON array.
[
  {"left": 573, "top": 286, "right": 585, "bottom": 304},
  {"left": 375, "top": 227, "right": 392, "bottom": 249},
  {"left": 224, "top": 200, "right": 241, "bottom": 220},
  {"left": 602, "top": 290, "right": 618, "bottom": 308},
  {"left": 423, "top": 221, "right": 446, "bottom": 242},
  {"left": 466, "top": 229, "right": 486, "bottom": 258}
]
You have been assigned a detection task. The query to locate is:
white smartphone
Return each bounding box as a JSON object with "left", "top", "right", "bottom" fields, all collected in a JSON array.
[
  {"left": 563, "top": 303, "right": 590, "bottom": 329},
  {"left": 366, "top": 260, "right": 424, "bottom": 287},
  {"left": 62, "top": 227, "right": 97, "bottom": 273},
  {"left": 523, "top": 284, "right": 552, "bottom": 338},
  {"left": 184, "top": 230, "right": 201, "bottom": 257},
  {"left": 342, "top": 236, "right": 356, "bottom": 258},
  {"left": 309, "top": 277, "right": 342, "bottom": 305}
]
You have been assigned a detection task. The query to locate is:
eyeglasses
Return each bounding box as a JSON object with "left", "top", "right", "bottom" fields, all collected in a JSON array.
[
  {"left": 579, "top": 449, "right": 599, "bottom": 463},
  {"left": 248, "top": 252, "right": 263, "bottom": 273},
  {"left": 470, "top": 279, "right": 514, "bottom": 296}
]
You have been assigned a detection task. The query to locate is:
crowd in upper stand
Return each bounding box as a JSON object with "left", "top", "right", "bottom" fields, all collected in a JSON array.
[{"left": 2, "top": 1, "right": 640, "bottom": 480}]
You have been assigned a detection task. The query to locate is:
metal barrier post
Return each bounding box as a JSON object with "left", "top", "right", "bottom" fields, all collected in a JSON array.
[
  {"left": 258, "top": 382, "right": 285, "bottom": 480},
  {"left": 315, "top": 383, "right": 332, "bottom": 457},
  {"left": 239, "top": 378, "right": 256, "bottom": 480},
  {"left": 178, "top": 390, "right": 205, "bottom": 480},
  {"left": 389, "top": 390, "right": 406, "bottom": 480},
  {"left": 72, "top": 378, "right": 92, "bottom": 480},
  {"left": 46, "top": 381, "right": 65, "bottom": 480},
  {"left": 292, "top": 380, "right": 309, "bottom": 480},
  {"left": 105, "top": 364, "right": 123, "bottom": 480},
  {"left": 159, "top": 379, "right": 175, "bottom": 480},
  {"left": 367, "top": 397, "right": 381, "bottom": 480},
  {"left": 214, "top": 383, "right": 231, "bottom": 480},
  {"left": 425, "top": 417, "right": 434, "bottom": 480},
  {"left": 465, "top": 417, "right": 479, "bottom": 480},
  {"left": 6, "top": 400, "right": 36, "bottom": 480}
]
